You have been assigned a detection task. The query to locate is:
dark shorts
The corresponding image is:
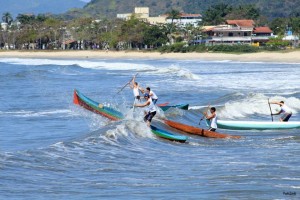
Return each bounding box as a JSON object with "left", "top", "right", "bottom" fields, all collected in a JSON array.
[
  {"left": 152, "top": 99, "right": 158, "bottom": 104},
  {"left": 144, "top": 111, "right": 156, "bottom": 122},
  {"left": 208, "top": 128, "right": 216, "bottom": 132},
  {"left": 281, "top": 113, "right": 292, "bottom": 122}
]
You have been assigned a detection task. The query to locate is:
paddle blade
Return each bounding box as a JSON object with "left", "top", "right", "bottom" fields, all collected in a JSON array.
[{"left": 157, "top": 102, "right": 169, "bottom": 107}]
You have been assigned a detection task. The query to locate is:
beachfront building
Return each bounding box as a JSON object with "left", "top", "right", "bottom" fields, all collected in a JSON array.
[
  {"left": 252, "top": 26, "right": 273, "bottom": 45},
  {"left": 117, "top": 7, "right": 202, "bottom": 26},
  {"left": 117, "top": 7, "right": 167, "bottom": 24},
  {"left": 282, "top": 27, "right": 299, "bottom": 47},
  {"left": 166, "top": 13, "right": 202, "bottom": 27},
  {"left": 204, "top": 20, "right": 273, "bottom": 45}
]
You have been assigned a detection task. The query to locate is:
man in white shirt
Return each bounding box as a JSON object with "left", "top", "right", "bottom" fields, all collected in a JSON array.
[
  {"left": 134, "top": 93, "right": 157, "bottom": 126},
  {"left": 270, "top": 101, "right": 292, "bottom": 122},
  {"left": 145, "top": 87, "right": 158, "bottom": 104},
  {"left": 204, "top": 107, "right": 217, "bottom": 132}
]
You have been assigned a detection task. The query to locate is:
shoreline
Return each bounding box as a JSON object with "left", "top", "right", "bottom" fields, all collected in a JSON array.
[{"left": 1, "top": 50, "right": 300, "bottom": 63}]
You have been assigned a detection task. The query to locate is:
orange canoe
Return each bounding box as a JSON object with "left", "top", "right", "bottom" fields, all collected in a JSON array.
[{"left": 164, "top": 119, "right": 241, "bottom": 139}]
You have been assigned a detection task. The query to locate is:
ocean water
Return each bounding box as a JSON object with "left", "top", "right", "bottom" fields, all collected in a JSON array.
[{"left": 0, "top": 57, "right": 299, "bottom": 199}]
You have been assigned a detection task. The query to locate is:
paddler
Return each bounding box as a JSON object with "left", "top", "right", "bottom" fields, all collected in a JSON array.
[
  {"left": 204, "top": 107, "right": 218, "bottom": 132},
  {"left": 140, "top": 87, "right": 158, "bottom": 104},
  {"left": 134, "top": 93, "right": 157, "bottom": 126},
  {"left": 270, "top": 101, "right": 292, "bottom": 122},
  {"left": 129, "top": 74, "right": 143, "bottom": 103}
]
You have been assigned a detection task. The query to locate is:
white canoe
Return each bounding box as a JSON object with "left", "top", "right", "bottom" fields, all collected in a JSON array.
[{"left": 216, "top": 120, "right": 300, "bottom": 130}]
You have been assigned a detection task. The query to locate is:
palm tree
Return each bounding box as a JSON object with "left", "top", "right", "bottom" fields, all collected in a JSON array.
[
  {"left": 2, "top": 12, "right": 13, "bottom": 25},
  {"left": 166, "top": 9, "right": 181, "bottom": 34}
]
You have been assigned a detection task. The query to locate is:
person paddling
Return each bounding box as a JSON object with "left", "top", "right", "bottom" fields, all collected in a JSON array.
[
  {"left": 204, "top": 107, "right": 218, "bottom": 132},
  {"left": 270, "top": 101, "right": 292, "bottom": 122},
  {"left": 129, "top": 74, "right": 143, "bottom": 103},
  {"left": 134, "top": 93, "right": 157, "bottom": 126},
  {"left": 142, "top": 87, "right": 158, "bottom": 104}
]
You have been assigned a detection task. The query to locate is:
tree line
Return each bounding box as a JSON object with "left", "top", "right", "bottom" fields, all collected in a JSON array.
[{"left": 1, "top": 3, "right": 299, "bottom": 51}]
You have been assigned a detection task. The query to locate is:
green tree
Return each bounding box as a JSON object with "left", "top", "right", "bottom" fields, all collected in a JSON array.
[
  {"left": 166, "top": 9, "right": 181, "bottom": 34},
  {"left": 119, "top": 16, "right": 147, "bottom": 49},
  {"left": 143, "top": 25, "right": 168, "bottom": 48},
  {"left": 203, "top": 3, "right": 232, "bottom": 25},
  {"left": 269, "top": 18, "right": 288, "bottom": 35},
  {"left": 2, "top": 12, "right": 13, "bottom": 25},
  {"left": 226, "top": 5, "right": 260, "bottom": 20},
  {"left": 16, "top": 14, "right": 35, "bottom": 25}
]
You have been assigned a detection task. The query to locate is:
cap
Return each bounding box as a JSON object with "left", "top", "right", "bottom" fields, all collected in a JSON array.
[{"left": 144, "top": 93, "right": 150, "bottom": 98}]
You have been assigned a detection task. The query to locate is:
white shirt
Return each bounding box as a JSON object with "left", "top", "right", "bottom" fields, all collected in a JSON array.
[
  {"left": 133, "top": 87, "right": 140, "bottom": 97},
  {"left": 147, "top": 98, "right": 156, "bottom": 113},
  {"left": 149, "top": 90, "right": 158, "bottom": 100},
  {"left": 281, "top": 105, "right": 292, "bottom": 114},
  {"left": 210, "top": 113, "right": 218, "bottom": 129}
]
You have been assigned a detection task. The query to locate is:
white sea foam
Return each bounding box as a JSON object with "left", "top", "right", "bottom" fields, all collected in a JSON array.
[
  {"left": 218, "top": 94, "right": 300, "bottom": 119},
  {"left": 0, "top": 58, "right": 156, "bottom": 71},
  {"left": 104, "top": 120, "right": 153, "bottom": 139},
  {"left": 0, "top": 109, "right": 76, "bottom": 117},
  {"left": 0, "top": 58, "right": 200, "bottom": 80},
  {"left": 149, "top": 64, "right": 200, "bottom": 80}
]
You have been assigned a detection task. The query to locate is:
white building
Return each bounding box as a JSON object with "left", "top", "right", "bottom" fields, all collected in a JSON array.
[
  {"left": 1, "top": 22, "right": 8, "bottom": 31},
  {"left": 166, "top": 13, "right": 202, "bottom": 27}
]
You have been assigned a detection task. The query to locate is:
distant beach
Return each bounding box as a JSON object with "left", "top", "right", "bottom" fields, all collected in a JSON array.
[{"left": 1, "top": 50, "right": 300, "bottom": 63}]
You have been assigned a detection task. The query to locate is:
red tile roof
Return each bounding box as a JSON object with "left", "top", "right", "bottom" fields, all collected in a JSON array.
[
  {"left": 253, "top": 27, "right": 273, "bottom": 33},
  {"left": 226, "top": 20, "right": 255, "bottom": 27}
]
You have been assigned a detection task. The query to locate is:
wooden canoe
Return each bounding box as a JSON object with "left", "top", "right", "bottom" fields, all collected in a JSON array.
[
  {"left": 73, "top": 89, "right": 124, "bottom": 121},
  {"left": 73, "top": 89, "right": 188, "bottom": 142},
  {"left": 164, "top": 119, "right": 241, "bottom": 139},
  {"left": 150, "top": 125, "right": 188, "bottom": 143}
]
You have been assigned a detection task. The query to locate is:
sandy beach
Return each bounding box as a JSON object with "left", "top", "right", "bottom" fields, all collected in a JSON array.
[{"left": 0, "top": 50, "right": 300, "bottom": 63}]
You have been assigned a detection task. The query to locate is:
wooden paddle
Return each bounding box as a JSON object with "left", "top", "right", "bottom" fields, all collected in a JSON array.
[
  {"left": 199, "top": 104, "right": 210, "bottom": 125},
  {"left": 115, "top": 73, "right": 139, "bottom": 95},
  {"left": 268, "top": 98, "right": 273, "bottom": 122}
]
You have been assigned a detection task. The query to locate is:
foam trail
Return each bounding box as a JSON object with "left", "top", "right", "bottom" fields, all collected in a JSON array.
[
  {"left": 0, "top": 58, "right": 156, "bottom": 71},
  {"left": 149, "top": 64, "right": 200, "bottom": 80},
  {"left": 218, "top": 94, "right": 300, "bottom": 119}
]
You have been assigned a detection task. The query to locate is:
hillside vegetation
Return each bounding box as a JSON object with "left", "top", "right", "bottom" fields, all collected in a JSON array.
[{"left": 63, "top": 0, "right": 300, "bottom": 19}]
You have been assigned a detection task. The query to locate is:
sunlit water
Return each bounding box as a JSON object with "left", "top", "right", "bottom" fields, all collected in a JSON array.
[{"left": 0, "top": 57, "right": 299, "bottom": 199}]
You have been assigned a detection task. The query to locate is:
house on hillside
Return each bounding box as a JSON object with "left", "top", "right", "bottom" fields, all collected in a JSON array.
[
  {"left": 252, "top": 26, "right": 273, "bottom": 45},
  {"left": 203, "top": 20, "right": 273, "bottom": 45},
  {"left": 117, "top": 7, "right": 167, "bottom": 24},
  {"left": 117, "top": 7, "right": 202, "bottom": 26}
]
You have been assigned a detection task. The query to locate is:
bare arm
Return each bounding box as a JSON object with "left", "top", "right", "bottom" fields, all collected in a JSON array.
[
  {"left": 129, "top": 75, "right": 136, "bottom": 89},
  {"left": 269, "top": 101, "right": 283, "bottom": 115},
  {"left": 205, "top": 112, "right": 216, "bottom": 120},
  {"left": 139, "top": 86, "right": 145, "bottom": 93},
  {"left": 270, "top": 101, "right": 282, "bottom": 106},
  {"left": 134, "top": 100, "right": 150, "bottom": 107}
]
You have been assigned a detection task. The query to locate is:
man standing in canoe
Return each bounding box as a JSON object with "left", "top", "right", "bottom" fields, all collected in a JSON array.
[
  {"left": 130, "top": 74, "right": 143, "bottom": 102},
  {"left": 134, "top": 93, "right": 157, "bottom": 126},
  {"left": 143, "top": 87, "right": 158, "bottom": 104},
  {"left": 270, "top": 101, "right": 292, "bottom": 122},
  {"left": 204, "top": 107, "right": 218, "bottom": 132}
]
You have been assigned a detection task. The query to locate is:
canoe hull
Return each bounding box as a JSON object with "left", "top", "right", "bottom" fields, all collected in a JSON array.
[
  {"left": 159, "top": 104, "right": 189, "bottom": 111},
  {"left": 73, "top": 89, "right": 123, "bottom": 121},
  {"left": 217, "top": 120, "right": 300, "bottom": 130},
  {"left": 164, "top": 120, "right": 240, "bottom": 139},
  {"left": 150, "top": 125, "right": 187, "bottom": 143}
]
